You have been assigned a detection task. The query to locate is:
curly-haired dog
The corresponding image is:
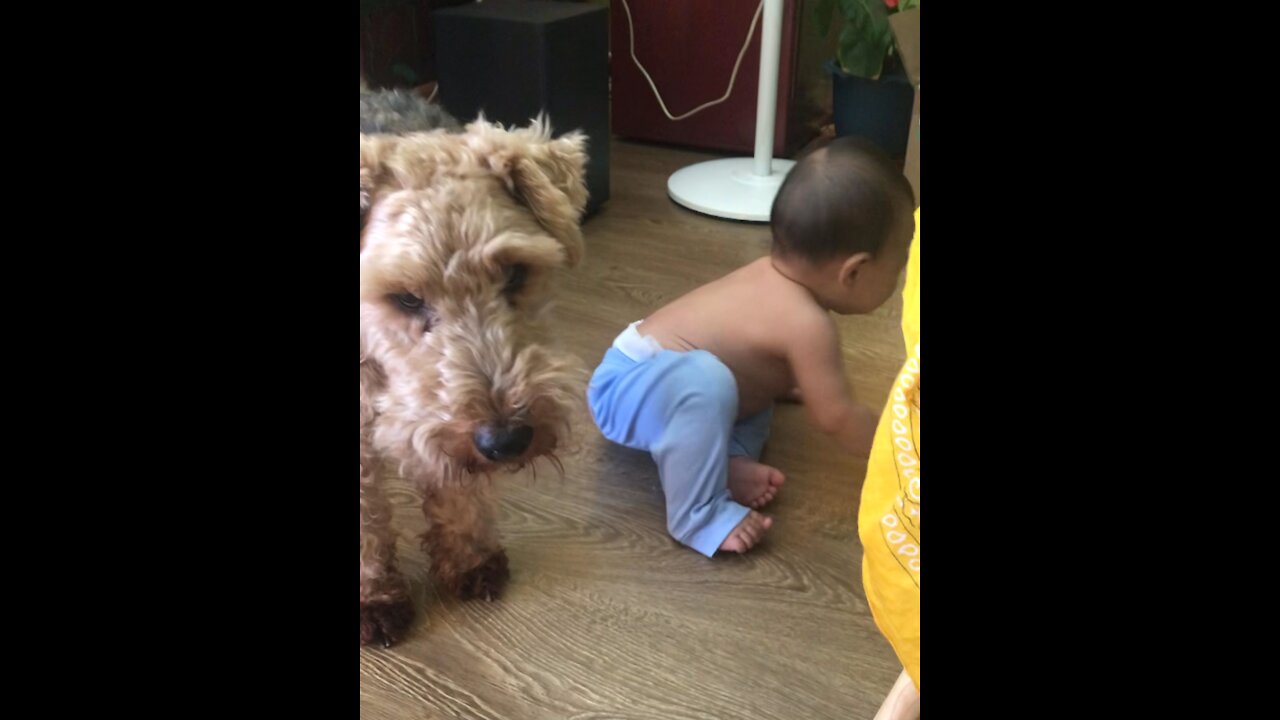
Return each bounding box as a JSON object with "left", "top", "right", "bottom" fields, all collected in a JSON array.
[{"left": 360, "top": 118, "right": 589, "bottom": 647}]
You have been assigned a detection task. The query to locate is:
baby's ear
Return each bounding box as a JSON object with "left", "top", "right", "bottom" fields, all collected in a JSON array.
[{"left": 468, "top": 117, "right": 589, "bottom": 268}]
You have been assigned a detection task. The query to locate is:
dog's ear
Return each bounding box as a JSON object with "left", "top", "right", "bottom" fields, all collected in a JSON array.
[
  {"left": 360, "top": 164, "right": 373, "bottom": 231},
  {"left": 360, "top": 134, "right": 399, "bottom": 241},
  {"left": 471, "top": 118, "right": 589, "bottom": 268}
]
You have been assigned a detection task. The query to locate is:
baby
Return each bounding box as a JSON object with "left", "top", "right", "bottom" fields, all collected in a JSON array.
[{"left": 588, "top": 138, "right": 917, "bottom": 556}]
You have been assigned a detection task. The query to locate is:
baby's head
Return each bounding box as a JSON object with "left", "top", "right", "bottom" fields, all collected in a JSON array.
[{"left": 770, "top": 137, "right": 916, "bottom": 314}]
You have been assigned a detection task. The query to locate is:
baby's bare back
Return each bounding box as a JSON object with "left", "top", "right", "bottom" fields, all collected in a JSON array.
[{"left": 638, "top": 257, "right": 822, "bottom": 418}]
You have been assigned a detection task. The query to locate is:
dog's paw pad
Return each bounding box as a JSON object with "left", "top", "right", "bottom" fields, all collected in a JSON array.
[
  {"left": 455, "top": 549, "right": 510, "bottom": 601},
  {"left": 360, "top": 596, "right": 415, "bottom": 648}
]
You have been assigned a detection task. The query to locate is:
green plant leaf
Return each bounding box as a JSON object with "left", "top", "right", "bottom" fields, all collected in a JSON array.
[
  {"left": 813, "top": 0, "right": 836, "bottom": 38},
  {"left": 836, "top": 0, "right": 861, "bottom": 21},
  {"left": 858, "top": 0, "right": 893, "bottom": 39},
  {"left": 831, "top": 0, "right": 893, "bottom": 78},
  {"left": 390, "top": 63, "right": 418, "bottom": 86},
  {"left": 838, "top": 17, "right": 891, "bottom": 78}
]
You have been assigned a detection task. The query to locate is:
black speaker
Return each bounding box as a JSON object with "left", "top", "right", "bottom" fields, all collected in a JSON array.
[{"left": 434, "top": 0, "right": 610, "bottom": 217}]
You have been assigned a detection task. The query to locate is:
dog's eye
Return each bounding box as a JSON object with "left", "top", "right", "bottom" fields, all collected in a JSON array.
[
  {"left": 394, "top": 293, "right": 424, "bottom": 310},
  {"left": 504, "top": 264, "right": 528, "bottom": 296}
]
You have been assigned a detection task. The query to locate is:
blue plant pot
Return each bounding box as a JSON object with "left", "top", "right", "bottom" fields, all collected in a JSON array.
[{"left": 825, "top": 59, "right": 915, "bottom": 157}]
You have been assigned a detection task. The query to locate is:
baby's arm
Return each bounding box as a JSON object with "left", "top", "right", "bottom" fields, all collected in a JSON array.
[{"left": 785, "top": 313, "right": 878, "bottom": 456}]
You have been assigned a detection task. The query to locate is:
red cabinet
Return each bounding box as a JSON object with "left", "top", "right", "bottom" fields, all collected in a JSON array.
[{"left": 611, "top": 0, "right": 833, "bottom": 157}]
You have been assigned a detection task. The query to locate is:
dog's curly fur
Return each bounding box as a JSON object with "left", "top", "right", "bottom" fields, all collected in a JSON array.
[{"left": 359, "top": 113, "right": 589, "bottom": 647}]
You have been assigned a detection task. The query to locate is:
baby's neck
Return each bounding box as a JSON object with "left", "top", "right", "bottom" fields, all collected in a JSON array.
[{"left": 767, "top": 255, "right": 838, "bottom": 312}]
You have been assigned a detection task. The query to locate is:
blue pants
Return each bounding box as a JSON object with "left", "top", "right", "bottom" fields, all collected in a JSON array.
[{"left": 588, "top": 323, "right": 773, "bottom": 557}]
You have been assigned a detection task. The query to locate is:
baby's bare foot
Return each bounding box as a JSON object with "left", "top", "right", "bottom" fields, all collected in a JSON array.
[
  {"left": 718, "top": 510, "right": 773, "bottom": 553},
  {"left": 728, "top": 456, "right": 786, "bottom": 509}
]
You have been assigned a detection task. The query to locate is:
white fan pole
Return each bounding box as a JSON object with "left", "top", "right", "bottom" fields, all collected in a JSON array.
[
  {"left": 667, "top": 0, "right": 795, "bottom": 222},
  {"left": 753, "top": 0, "right": 783, "bottom": 177}
]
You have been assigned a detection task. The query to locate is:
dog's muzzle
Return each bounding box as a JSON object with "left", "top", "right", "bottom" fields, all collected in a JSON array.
[{"left": 473, "top": 423, "right": 534, "bottom": 462}]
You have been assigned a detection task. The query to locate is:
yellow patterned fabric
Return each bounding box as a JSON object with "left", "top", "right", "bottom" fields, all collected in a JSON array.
[{"left": 859, "top": 207, "right": 920, "bottom": 690}]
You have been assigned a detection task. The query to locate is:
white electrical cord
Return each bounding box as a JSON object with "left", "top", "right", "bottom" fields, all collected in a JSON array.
[{"left": 620, "top": 0, "right": 764, "bottom": 121}]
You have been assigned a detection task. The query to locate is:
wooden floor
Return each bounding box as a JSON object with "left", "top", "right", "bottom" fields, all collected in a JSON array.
[{"left": 360, "top": 139, "right": 908, "bottom": 720}]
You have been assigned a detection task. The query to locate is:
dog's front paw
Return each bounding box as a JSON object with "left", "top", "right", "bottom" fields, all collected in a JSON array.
[
  {"left": 455, "top": 549, "right": 510, "bottom": 601},
  {"left": 360, "top": 595, "right": 415, "bottom": 648}
]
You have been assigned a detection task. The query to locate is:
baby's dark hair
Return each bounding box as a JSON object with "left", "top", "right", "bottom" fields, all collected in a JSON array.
[{"left": 770, "top": 136, "right": 915, "bottom": 263}]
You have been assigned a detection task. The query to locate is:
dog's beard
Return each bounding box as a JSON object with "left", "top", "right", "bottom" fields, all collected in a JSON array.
[{"left": 371, "top": 342, "right": 584, "bottom": 485}]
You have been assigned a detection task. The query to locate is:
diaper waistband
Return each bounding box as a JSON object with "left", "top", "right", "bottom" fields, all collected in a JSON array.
[{"left": 611, "top": 320, "right": 665, "bottom": 362}]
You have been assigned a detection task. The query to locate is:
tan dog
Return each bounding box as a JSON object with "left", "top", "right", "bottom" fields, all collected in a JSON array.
[{"left": 360, "top": 118, "right": 587, "bottom": 646}]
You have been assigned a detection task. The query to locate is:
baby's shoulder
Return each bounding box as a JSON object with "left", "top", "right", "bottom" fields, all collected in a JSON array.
[
  {"left": 778, "top": 283, "right": 832, "bottom": 324},
  {"left": 756, "top": 289, "right": 834, "bottom": 350}
]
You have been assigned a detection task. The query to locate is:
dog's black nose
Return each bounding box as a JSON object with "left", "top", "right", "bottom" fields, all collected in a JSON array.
[{"left": 473, "top": 424, "right": 533, "bottom": 462}]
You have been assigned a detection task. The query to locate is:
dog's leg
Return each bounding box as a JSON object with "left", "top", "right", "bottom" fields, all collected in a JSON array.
[
  {"left": 420, "top": 481, "right": 510, "bottom": 601},
  {"left": 359, "top": 450, "right": 414, "bottom": 647}
]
